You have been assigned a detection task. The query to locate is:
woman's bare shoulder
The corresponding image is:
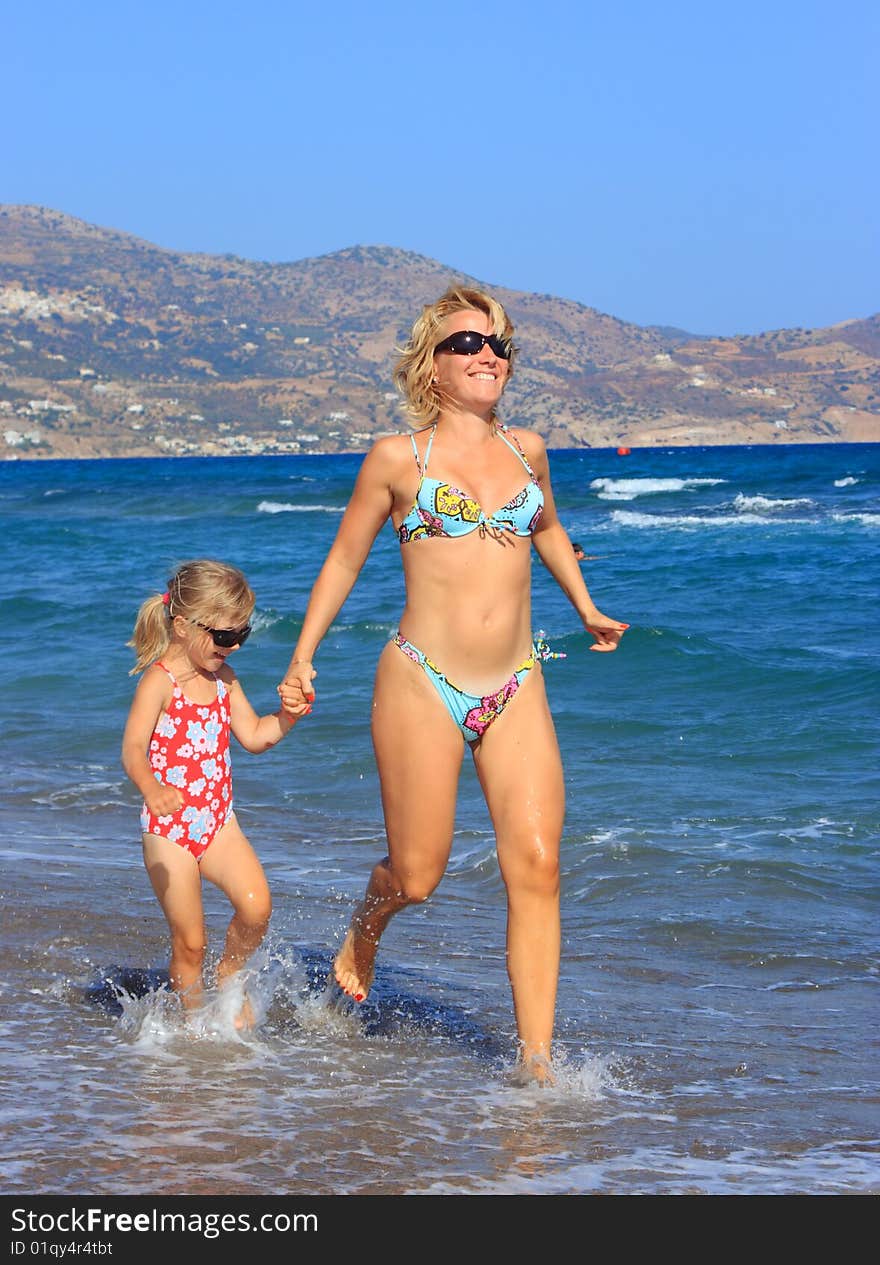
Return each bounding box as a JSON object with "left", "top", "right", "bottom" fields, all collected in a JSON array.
[
  {"left": 505, "top": 425, "right": 548, "bottom": 464},
  {"left": 360, "top": 430, "right": 423, "bottom": 480}
]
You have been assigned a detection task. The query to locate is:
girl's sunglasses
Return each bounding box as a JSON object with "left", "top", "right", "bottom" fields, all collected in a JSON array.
[
  {"left": 434, "top": 330, "right": 511, "bottom": 360},
  {"left": 192, "top": 620, "right": 252, "bottom": 648}
]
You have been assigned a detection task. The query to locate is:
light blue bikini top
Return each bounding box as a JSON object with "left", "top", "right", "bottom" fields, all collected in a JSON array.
[{"left": 397, "top": 424, "right": 545, "bottom": 544}]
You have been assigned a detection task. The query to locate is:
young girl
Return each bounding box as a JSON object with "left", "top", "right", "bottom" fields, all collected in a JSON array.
[{"left": 122, "top": 559, "right": 308, "bottom": 1029}]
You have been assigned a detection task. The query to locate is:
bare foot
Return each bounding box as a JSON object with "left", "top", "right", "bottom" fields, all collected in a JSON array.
[
  {"left": 333, "top": 920, "right": 378, "bottom": 1003},
  {"left": 514, "top": 1050, "right": 556, "bottom": 1087},
  {"left": 233, "top": 995, "right": 256, "bottom": 1031}
]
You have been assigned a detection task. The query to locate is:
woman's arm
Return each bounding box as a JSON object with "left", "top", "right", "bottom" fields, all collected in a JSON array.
[
  {"left": 224, "top": 672, "right": 297, "bottom": 753},
  {"left": 525, "top": 432, "right": 629, "bottom": 652},
  {"left": 120, "top": 667, "right": 184, "bottom": 814},
  {"left": 279, "top": 438, "right": 398, "bottom": 707}
]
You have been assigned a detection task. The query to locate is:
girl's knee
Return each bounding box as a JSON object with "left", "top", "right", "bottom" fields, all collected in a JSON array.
[
  {"left": 236, "top": 887, "right": 272, "bottom": 929},
  {"left": 170, "top": 929, "right": 207, "bottom": 966}
]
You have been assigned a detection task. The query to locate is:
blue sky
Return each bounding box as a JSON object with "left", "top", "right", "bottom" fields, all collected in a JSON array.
[{"left": 2, "top": 0, "right": 876, "bottom": 336}]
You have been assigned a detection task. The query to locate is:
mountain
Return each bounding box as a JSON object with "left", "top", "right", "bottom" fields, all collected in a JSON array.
[{"left": 0, "top": 204, "right": 877, "bottom": 459}]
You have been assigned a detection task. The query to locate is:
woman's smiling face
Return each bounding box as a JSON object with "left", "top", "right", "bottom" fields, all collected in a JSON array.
[{"left": 432, "top": 308, "right": 509, "bottom": 414}]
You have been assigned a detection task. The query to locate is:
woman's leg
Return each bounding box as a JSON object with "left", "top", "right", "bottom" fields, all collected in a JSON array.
[
  {"left": 333, "top": 640, "right": 466, "bottom": 1000},
  {"left": 471, "top": 666, "right": 564, "bottom": 1080},
  {"left": 142, "top": 833, "right": 207, "bottom": 1009},
  {"left": 200, "top": 815, "right": 272, "bottom": 983}
]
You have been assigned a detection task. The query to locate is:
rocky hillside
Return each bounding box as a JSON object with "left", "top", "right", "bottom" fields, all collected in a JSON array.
[{"left": 1, "top": 204, "right": 877, "bottom": 458}]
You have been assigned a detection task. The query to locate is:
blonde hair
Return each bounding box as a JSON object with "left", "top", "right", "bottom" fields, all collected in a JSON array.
[
  {"left": 393, "top": 285, "right": 517, "bottom": 427},
  {"left": 128, "top": 559, "right": 255, "bottom": 675}
]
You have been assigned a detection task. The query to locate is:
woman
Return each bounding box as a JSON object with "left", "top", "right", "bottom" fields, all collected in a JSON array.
[{"left": 279, "top": 286, "right": 627, "bottom": 1081}]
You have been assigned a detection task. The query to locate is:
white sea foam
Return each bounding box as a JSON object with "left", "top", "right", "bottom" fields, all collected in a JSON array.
[
  {"left": 503, "top": 1047, "right": 625, "bottom": 1100},
  {"left": 590, "top": 476, "right": 725, "bottom": 500},
  {"left": 292, "top": 988, "right": 364, "bottom": 1038},
  {"left": 834, "top": 477, "right": 859, "bottom": 487},
  {"left": 114, "top": 952, "right": 283, "bottom": 1049},
  {"left": 831, "top": 512, "right": 880, "bottom": 526},
  {"left": 425, "top": 1141, "right": 880, "bottom": 1194},
  {"left": 257, "top": 500, "right": 345, "bottom": 513},
  {"left": 733, "top": 494, "right": 815, "bottom": 513},
  {"left": 609, "top": 510, "right": 814, "bottom": 529},
  {"left": 251, "top": 609, "right": 282, "bottom": 632}
]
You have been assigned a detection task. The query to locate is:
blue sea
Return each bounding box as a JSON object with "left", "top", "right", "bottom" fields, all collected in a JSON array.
[{"left": 1, "top": 442, "right": 878, "bottom": 1195}]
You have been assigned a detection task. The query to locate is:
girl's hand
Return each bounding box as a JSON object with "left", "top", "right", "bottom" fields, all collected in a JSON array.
[
  {"left": 584, "top": 612, "right": 630, "bottom": 652},
  {"left": 278, "top": 661, "right": 316, "bottom": 716},
  {"left": 145, "top": 784, "right": 184, "bottom": 817}
]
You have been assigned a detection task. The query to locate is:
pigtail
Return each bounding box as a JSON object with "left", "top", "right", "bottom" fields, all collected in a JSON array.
[{"left": 128, "top": 592, "right": 172, "bottom": 675}]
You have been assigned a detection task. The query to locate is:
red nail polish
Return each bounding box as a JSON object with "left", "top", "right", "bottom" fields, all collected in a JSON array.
[{"left": 355, "top": 993, "right": 364, "bottom": 1002}]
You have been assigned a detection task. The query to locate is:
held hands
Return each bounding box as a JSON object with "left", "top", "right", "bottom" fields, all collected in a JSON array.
[
  {"left": 145, "top": 784, "right": 185, "bottom": 817},
  {"left": 277, "top": 660, "right": 316, "bottom": 717},
  {"left": 584, "top": 611, "right": 630, "bottom": 652}
]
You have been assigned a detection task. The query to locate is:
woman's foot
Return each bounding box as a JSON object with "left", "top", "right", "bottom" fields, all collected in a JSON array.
[
  {"left": 515, "top": 1048, "right": 556, "bottom": 1087},
  {"left": 333, "top": 919, "right": 379, "bottom": 1002}
]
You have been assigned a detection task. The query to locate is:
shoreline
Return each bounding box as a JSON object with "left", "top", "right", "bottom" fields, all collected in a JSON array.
[{"left": 3, "top": 434, "right": 879, "bottom": 463}]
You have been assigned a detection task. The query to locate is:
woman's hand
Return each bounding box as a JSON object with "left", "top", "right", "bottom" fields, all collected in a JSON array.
[
  {"left": 145, "top": 784, "right": 184, "bottom": 817},
  {"left": 583, "top": 612, "right": 630, "bottom": 652},
  {"left": 278, "top": 660, "right": 316, "bottom": 715}
]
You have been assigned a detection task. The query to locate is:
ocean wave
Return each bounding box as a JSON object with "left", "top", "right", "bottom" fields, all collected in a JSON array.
[
  {"left": 590, "top": 477, "right": 725, "bottom": 501},
  {"left": 257, "top": 500, "right": 346, "bottom": 514},
  {"left": 251, "top": 609, "right": 284, "bottom": 632},
  {"left": 831, "top": 512, "right": 880, "bottom": 526},
  {"left": 608, "top": 510, "right": 814, "bottom": 529},
  {"left": 733, "top": 494, "right": 815, "bottom": 513},
  {"left": 834, "top": 477, "right": 859, "bottom": 487}
]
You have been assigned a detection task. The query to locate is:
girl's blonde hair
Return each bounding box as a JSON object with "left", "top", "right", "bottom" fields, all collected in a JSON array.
[
  {"left": 128, "top": 559, "right": 255, "bottom": 675},
  {"left": 393, "top": 285, "right": 517, "bottom": 428}
]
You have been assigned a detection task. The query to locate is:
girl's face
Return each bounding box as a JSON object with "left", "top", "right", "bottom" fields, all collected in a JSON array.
[
  {"left": 174, "top": 609, "right": 252, "bottom": 672},
  {"left": 432, "top": 308, "right": 509, "bottom": 416}
]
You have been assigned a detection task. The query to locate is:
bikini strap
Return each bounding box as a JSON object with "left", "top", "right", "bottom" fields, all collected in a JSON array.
[
  {"left": 408, "top": 433, "right": 421, "bottom": 475},
  {"left": 497, "top": 424, "right": 536, "bottom": 479},
  {"left": 408, "top": 424, "right": 437, "bottom": 477},
  {"left": 155, "top": 661, "right": 178, "bottom": 686},
  {"left": 422, "top": 424, "right": 436, "bottom": 474}
]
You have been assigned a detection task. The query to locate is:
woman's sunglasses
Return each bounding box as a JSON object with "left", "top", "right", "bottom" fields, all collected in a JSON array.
[
  {"left": 434, "top": 330, "right": 511, "bottom": 360},
  {"left": 192, "top": 620, "right": 252, "bottom": 648}
]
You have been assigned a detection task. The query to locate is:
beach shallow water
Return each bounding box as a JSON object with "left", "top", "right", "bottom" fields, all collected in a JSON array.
[{"left": 1, "top": 443, "right": 878, "bottom": 1194}]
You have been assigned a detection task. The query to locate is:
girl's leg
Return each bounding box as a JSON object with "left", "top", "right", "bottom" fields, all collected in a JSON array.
[
  {"left": 471, "top": 666, "right": 565, "bottom": 1081},
  {"left": 199, "top": 814, "right": 272, "bottom": 991},
  {"left": 142, "top": 833, "right": 207, "bottom": 1009},
  {"left": 333, "top": 640, "right": 466, "bottom": 1000}
]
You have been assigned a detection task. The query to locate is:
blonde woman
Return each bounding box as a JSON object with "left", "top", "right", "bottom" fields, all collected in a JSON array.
[{"left": 279, "top": 287, "right": 627, "bottom": 1080}]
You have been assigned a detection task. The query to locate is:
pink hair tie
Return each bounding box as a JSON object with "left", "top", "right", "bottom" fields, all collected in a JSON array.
[{"left": 162, "top": 592, "right": 170, "bottom": 606}]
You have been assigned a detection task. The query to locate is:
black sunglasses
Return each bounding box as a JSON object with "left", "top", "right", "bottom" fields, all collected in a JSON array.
[
  {"left": 192, "top": 620, "right": 252, "bottom": 648},
  {"left": 434, "top": 330, "right": 512, "bottom": 360}
]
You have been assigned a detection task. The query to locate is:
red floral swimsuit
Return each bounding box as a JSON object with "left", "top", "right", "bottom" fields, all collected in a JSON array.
[{"left": 140, "top": 663, "right": 233, "bottom": 861}]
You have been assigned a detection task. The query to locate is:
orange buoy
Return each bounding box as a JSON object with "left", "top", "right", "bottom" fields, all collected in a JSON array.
[{"left": 617, "top": 446, "right": 631, "bottom": 455}]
